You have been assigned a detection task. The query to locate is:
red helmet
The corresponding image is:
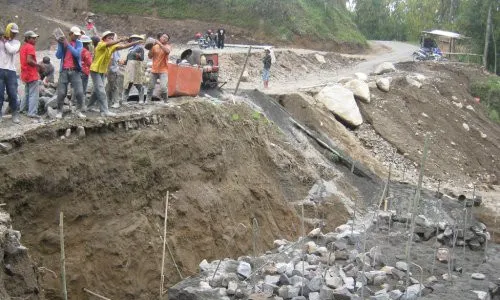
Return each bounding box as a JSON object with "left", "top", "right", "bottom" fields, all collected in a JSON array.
[{"left": 195, "top": 32, "right": 202, "bottom": 39}]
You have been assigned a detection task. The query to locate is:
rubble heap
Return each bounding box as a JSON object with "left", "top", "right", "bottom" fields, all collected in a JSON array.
[{"left": 0, "top": 210, "right": 39, "bottom": 299}]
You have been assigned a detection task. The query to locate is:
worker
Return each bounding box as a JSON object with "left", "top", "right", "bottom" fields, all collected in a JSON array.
[
  {"left": 122, "top": 34, "right": 146, "bottom": 105},
  {"left": 0, "top": 23, "right": 21, "bottom": 123},
  {"left": 146, "top": 32, "right": 171, "bottom": 104},
  {"left": 54, "top": 26, "right": 86, "bottom": 119},
  {"left": 217, "top": 26, "right": 225, "bottom": 49},
  {"left": 262, "top": 47, "right": 272, "bottom": 88},
  {"left": 19, "top": 30, "right": 44, "bottom": 118}
]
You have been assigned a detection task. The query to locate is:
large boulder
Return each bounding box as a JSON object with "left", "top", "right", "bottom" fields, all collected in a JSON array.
[
  {"left": 374, "top": 62, "right": 396, "bottom": 75},
  {"left": 316, "top": 85, "right": 363, "bottom": 127},
  {"left": 345, "top": 79, "right": 371, "bottom": 103},
  {"left": 355, "top": 72, "right": 368, "bottom": 81}
]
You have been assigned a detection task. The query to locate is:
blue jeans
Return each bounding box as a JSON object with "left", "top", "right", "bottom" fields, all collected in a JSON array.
[
  {"left": 56, "top": 69, "right": 84, "bottom": 111},
  {"left": 21, "top": 80, "right": 40, "bottom": 116},
  {"left": 0, "top": 68, "right": 18, "bottom": 117},
  {"left": 88, "top": 71, "right": 109, "bottom": 113},
  {"left": 81, "top": 73, "right": 89, "bottom": 98}
]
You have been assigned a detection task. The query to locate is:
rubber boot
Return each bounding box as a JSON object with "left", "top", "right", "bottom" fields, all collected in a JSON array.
[{"left": 12, "top": 111, "right": 20, "bottom": 124}]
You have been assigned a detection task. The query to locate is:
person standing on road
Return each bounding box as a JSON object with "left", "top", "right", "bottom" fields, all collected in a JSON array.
[
  {"left": 262, "top": 47, "right": 272, "bottom": 89},
  {"left": 54, "top": 26, "right": 86, "bottom": 119},
  {"left": 20, "top": 30, "right": 44, "bottom": 118},
  {"left": 88, "top": 31, "right": 142, "bottom": 117},
  {"left": 217, "top": 26, "right": 225, "bottom": 49},
  {"left": 122, "top": 34, "right": 146, "bottom": 105},
  {"left": 146, "top": 33, "right": 171, "bottom": 104},
  {"left": 0, "top": 23, "right": 21, "bottom": 124}
]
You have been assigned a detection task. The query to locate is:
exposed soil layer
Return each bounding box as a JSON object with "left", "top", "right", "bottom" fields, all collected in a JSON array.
[
  {"left": 0, "top": 102, "right": 332, "bottom": 299},
  {"left": 359, "top": 62, "right": 500, "bottom": 188}
]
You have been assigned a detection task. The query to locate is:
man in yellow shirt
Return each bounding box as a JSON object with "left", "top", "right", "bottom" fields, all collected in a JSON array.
[
  {"left": 146, "top": 33, "right": 172, "bottom": 104},
  {"left": 88, "top": 31, "right": 142, "bottom": 117}
]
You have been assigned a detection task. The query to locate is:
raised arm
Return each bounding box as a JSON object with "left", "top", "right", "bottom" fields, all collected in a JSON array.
[
  {"left": 4, "top": 40, "right": 20, "bottom": 54},
  {"left": 116, "top": 40, "right": 142, "bottom": 50}
]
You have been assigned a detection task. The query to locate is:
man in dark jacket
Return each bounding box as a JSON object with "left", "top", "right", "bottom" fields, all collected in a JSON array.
[{"left": 217, "top": 27, "right": 225, "bottom": 49}]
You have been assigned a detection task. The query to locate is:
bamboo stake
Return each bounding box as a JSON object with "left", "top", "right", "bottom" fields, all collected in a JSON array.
[
  {"left": 83, "top": 288, "right": 112, "bottom": 300},
  {"left": 166, "top": 241, "right": 183, "bottom": 280},
  {"left": 234, "top": 46, "right": 252, "bottom": 95},
  {"left": 59, "top": 211, "right": 68, "bottom": 300},
  {"left": 160, "top": 191, "right": 169, "bottom": 299},
  {"left": 405, "top": 134, "right": 430, "bottom": 290}
]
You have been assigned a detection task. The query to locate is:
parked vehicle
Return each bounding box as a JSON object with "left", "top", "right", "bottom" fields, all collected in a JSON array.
[
  {"left": 412, "top": 47, "right": 445, "bottom": 61},
  {"left": 413, "top": 36, "right": 446, "bottom": 61}
]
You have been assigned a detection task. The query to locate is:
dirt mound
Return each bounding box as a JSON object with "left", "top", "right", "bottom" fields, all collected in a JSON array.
[
  {"left": 0, "top": 101, "right": 355, "bottom": 299},
  {"left": 359, "top": 62, "right": 500, "bottom": 187}
]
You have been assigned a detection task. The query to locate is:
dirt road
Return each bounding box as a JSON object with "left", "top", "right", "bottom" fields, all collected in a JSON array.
[{"left": 228, "top": 41, "right": 420, "bottom": 93}]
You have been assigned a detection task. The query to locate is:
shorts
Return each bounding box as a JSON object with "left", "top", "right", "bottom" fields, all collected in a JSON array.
[{"left": 262, "top": 68, "right": 270, "bottom": 81}]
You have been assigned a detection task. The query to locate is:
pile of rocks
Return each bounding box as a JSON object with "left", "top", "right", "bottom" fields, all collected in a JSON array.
[
  {"left": 169, "top": 224, "right": 433, "bottom": 300},
  {"left": 377, "top": 211, "right": 490, "bottom": 251},
  {"left": 0, "top": 210, "right": 38, "bottom": 298}
]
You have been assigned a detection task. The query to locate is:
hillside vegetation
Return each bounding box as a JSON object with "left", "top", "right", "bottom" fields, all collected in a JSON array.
[{"left": 90, "top": 0, "right": 366, "bottom": 46}]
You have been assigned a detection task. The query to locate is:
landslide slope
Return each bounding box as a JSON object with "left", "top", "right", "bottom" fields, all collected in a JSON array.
[
  {"left": 0, "top": 102, "right": 354, "bottom": 299},
  {"left": 90, "top": 0, "right": 366, "bottom": 51}
]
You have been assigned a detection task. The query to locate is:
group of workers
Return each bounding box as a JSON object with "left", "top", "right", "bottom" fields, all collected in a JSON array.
[{"left": 0, "top": 21, "right": 172, "bottom": 124}]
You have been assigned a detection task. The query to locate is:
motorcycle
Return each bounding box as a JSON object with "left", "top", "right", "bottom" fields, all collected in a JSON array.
[
  {"left": 412, "top": 47, "right": 446, "bottom": 62},
  {"left": 197, "top": 35, "right": 216, "bottom": 49}
]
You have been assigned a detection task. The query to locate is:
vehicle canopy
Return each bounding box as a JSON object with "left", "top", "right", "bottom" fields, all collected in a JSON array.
[{"left": 420, "top": 30, "right": 467, "bottom": 53}]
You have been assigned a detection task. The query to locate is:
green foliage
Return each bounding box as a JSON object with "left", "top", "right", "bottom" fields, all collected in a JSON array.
[
  {"left": 231, "top": 113, "right": 240, "bottom": 121},
  {"left": 91, "top": 0, "right": 366, "bottom": 45},
  {"left": 470, "top": 76, "right": 500, "bottom": 122}
]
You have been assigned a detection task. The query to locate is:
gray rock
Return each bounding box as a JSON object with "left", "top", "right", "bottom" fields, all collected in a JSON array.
[
  {"left": 309, "top": 292, "right": 320, "bottom": 300},
  {"left": 227, "top": 281, "right": 238, "bottom": 295},
  {"left": 76, "top": 126, "right": 86, "bottom": 137},
  {"left": 307, "top": 276, "right": 323, "bottom": 292},
  {"left": 237, "top": 261, "right": 251, "bottom": 279},
  {"left": 374, "top": 62, "right": 396, "bottom": 75},
  {"left": 265, "top": 275, "right": 281, "bottom": 286},
  {"left": 376, "top": 78, "right": 391, "bottom": 92},
  {"left": 319, "top": 286, "right": 334, "bottom": 300},
  {"left": 371, "top": 292, "right": 390, "bottom": 300},
  {"left": 471, "top": 273, "right": 486, "bottom": 280},
  {"left": 279, "top": 274, "right": 290, "bottom": 286},
  {"left": 395, "top": 262, "right": 408, "bottom": 272},
  {"left": 374, "top": 274, "right": 388, "bottom": 286},
  {"left": 291, "top": 297, "right": 306, "bottom": 300},
  {"left": 0, "top": 142, "right": 13, "bottom": 154},
  {"left": 389, "top": 289, "right": 403, "bottom": 299},
  {"left": 333, "top": 286, "right": 353, "bottom": 300}
]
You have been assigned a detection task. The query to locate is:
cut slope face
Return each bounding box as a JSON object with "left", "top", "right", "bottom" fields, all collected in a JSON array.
[
  {"left": 359, "top": 62, "right": 500, "bottom": 186},
  {"left": 0, "top": 102, "right": 352, "bottom": 299}
]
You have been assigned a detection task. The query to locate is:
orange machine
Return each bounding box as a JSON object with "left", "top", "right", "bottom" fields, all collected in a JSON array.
[{"left": 167, "top": 62, "right": 203, "bottom": 97}]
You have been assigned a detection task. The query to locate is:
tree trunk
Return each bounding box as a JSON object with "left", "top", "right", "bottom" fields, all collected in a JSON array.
[{"left": 483, "top": 2, "right": 492, "bottom": 68}]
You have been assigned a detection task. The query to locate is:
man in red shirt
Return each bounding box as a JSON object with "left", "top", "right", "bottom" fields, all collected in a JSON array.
[
  {"left": 19, "top": 30, "right": 43, "bottom": 118},
  {"left": 79, "top": 35, "right": 93, "bottom": 103}
]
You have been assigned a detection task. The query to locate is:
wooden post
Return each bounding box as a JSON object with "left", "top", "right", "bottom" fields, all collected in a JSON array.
[
  {"left": 160, "top": 192, "right": 169, "bottom": 299},
  {"left": 234, "top": 46, "right": 252, "bottom": 95},
  {"left": 59, "top": 212, "right": 68, "bottom": 300}
]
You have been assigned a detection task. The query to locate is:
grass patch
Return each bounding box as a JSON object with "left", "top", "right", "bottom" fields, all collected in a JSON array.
[
  {"left": 90, "top": 0, "right": 366, "bottom": 45},
  {"left": 470, "top": 76, "right": 500, "bottom": 123}
]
